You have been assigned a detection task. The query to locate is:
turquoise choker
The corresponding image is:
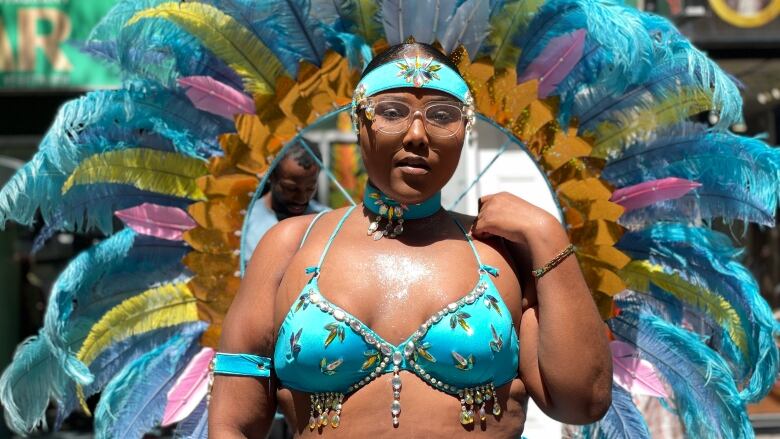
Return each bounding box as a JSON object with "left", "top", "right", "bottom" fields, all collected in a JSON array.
[{"left": 363, "top": 184, "right": 441, "bottom": 240}]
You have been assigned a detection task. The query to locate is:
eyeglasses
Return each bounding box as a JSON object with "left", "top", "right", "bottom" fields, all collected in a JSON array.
[{"left": 363, "top": 99, "right": 466, "bottom": 138}]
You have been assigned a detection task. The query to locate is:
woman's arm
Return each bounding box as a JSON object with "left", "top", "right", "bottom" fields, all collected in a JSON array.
[
  {"left": 472, "top": 192, "right": 612, "bottom": 424},
  {"left": 208, "top": 217, "right": 311, "bottom": 438}
]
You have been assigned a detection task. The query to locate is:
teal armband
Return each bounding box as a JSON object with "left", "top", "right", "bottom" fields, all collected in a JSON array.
[{"left": 212, "top": 353, "right": 272, "bottom": 378}]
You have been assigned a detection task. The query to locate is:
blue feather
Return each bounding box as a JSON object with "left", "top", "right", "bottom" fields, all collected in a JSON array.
[
  {"left": 581, "top": 382, "right": 651, "bottom": 439},
  {"left": 310, "top": 0, "right": 383, "bottom": 47},
  {"left": 173, "top": 399, "right": 208, "bottom": 439},
  {"left": 0, "top": 82, "right": 222, "bottom": 233},
  {"left": 41, "top": 230, "right": 190, "bottom": 386},
  {"left": 204, "top": 0, "right": 330, "bottom": 76},
  {"left": 618, "top": 224, "right": 780, "bottom": 403},
  {"left": 0, "top": 337, "right": 63, "bottom": 434},
  {"left": 322, "top": 26, "right": 373, "bottom": 69},
  {"left": 41, "top": 84, "right": 229, "bottom": 171},
  {"left": 609, "top": 307, "right": 752, "bottom": 438},
  {"left": 618, "top": 288, "right": 749, "bottom": 384},
  {"left": 516, "top": 0, "right": 654, "bottom": 104},
  {"left": 602, "top": 125, "right": 780, "bottom": 226},
  {"left": 572, "top": 14, "right": 742, "bottom": 134},
  {"left": 0, "top": 318, "right": 92, "bottom": 436},
  {"left": 85, "top": 0, "right": 244, "bottom": 89},
  {"left": 56, "top": 323, "right": 208, "bottom": 428},
  {"left": 54, "top": 185, "right": 191, "bottom": 235},
  {"left": 0, "top": 154, "right": 61, "bottom": 229},
  {"left": 638, "top": 14, "right": 742, "bottom": 129},
  {"left": 381, "top": 0, "right": 459, "bottom": 47},
  {"left": 439, "top": 0, "right": 491, "bottom": 56},
  {"left": 94, "top": 324, "right": 204, "bottom": 439}
]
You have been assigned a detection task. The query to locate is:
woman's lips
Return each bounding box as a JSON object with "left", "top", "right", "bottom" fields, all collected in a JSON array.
[
  {"left": 398, "top": 165, "right": 430, "bottom": 175},
  {"left": 394, "top": 156, "right": 431, "bottom": 175}
]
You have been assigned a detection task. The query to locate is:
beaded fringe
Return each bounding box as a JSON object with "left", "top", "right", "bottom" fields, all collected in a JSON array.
[
  {"left": 458, "top": 383, "right": 501, "bottom": 424},
  {"left": 308, "top": 392, "right": 344, "bottom": 430}
]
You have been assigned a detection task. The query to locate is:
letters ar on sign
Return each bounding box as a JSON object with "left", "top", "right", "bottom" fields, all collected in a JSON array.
[{"left": 0, "top": 1, "right": 119, "bottom": 89}]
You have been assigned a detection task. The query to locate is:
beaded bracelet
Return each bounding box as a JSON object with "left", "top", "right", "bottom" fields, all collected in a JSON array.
[{"left": 531, "top": 244, "right": 575, "bottom": 279}]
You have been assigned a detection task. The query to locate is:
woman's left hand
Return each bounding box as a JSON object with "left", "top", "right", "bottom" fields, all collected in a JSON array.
[{"left": 470, "top": 192, "right": 563, "bottom": 244}]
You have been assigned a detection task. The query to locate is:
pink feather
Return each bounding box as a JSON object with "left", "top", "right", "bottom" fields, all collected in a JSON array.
[
  {"left": 610, "top": 177, "right": 702, "bottom": 212},
  {"left": 114, "top": 203, "right": 197, "bottom": 241},
  {"left": 611, "top": 340, "right": 669, "bottom": 398},
  {"left": 518, "top": 29, "right": 587, "bottom": 98},
  {"left": 178, "top": 76, "right": 255, "bottom": 119},
  {"left": 162, "top": 347, "right": 215, "bottom": 427}
]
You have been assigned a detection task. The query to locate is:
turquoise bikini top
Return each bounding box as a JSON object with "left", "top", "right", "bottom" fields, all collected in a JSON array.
[{"left": 214, "top": 205, "right": 520, "bottom": 429}]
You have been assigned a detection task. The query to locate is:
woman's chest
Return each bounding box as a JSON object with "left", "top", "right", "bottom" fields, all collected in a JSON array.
[{"left": 277, "top": 236, "right": 523, "bottom": 347}]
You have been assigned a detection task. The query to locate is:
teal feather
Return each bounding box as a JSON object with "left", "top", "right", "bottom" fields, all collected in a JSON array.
[
  {"left": 439, "top": 0, "right": 491, "bottom": 56},
  {"left": 0, "top": 337, "right": 63, "bottom": 434},
  {"left": 311, "top": 0, "right": 383, "bottom": 45},
  {"left": 573, "top": 15, "right": 742, "bottom": 134},
  {"left": 381, "top": 0, "right": 459, "bottom": 47},
  {"left": 609, "top": 307, "right": 752, "bottom": 438},
  {"left": 1, "top": 229, "right": 191, "bottom": 433},
  {"left": 85, "top": 0, "right": 243, "bottom": 89},
  {"left": 0, "top": 82, "right": 223, "bottom": 233},
  {"left": 478, "top": 0, "right": 541, "bottom": 67},
  {"left": 56, "top": 323, "right": 208, "bottom": 428},
  {"left": 638, "top": 14, "right": 742, "bottom": 129},
  {"left": 0, "top": 319, "right": 92, "bottom": 436},
  {"left": 43, "top": 229, "right": 190, "bottom": 369},
  {"left": 254, "top": 0, "right": 330, "bottom": 75},
  {"left": 580, "top": 382, "right": 651, "bottom": 439},
  {"left": 94, "top": 324, "right": 204, "bottom": 439},
  {"left": 603, "top": 124, "right": 780, "bottom": 226},
  {"left": 619, "top": 289, "right": 749, "bottom": 383},
  {"left": 516, "top": 0, "right": 654, "bottom": 105},
  {"left": 618, "top": 224, "right": 780, "bottom": 403}
]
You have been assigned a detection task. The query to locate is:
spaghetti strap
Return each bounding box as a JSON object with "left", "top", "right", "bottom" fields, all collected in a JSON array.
[
  {"left": 314, "top": 205, "right": 357, "bottom": 271},
  {"left": 299, "top": 210, "right": 329, "bottom": 249},
  {"left": 450, "top": 215, "right": 499, "bottom": 276}
]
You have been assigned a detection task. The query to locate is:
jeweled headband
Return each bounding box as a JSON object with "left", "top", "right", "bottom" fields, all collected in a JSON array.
[{"left": 351, "top": 55, "right": 475, "bottom": 130}]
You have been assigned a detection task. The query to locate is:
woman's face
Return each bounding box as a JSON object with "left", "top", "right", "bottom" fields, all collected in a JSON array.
[{"left": 358, "top": 87, "right": 466, "bottom": 204}]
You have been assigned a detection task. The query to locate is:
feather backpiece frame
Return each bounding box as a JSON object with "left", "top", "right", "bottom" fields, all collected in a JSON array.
[{"left": 0, "top": 0, "right": 777, "bottom": 437}]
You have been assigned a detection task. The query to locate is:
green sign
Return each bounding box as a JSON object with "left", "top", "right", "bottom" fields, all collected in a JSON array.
[{"left": 0, "top": 0, "right": 119, "bottom": 89}]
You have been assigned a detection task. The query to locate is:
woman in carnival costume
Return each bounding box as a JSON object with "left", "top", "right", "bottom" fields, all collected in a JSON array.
[
  {"left": 0, "top": 1, "right": 778, "bottom": 438},
  {"left": 209, "top": 41, "right": 612, "bottom": 437}
]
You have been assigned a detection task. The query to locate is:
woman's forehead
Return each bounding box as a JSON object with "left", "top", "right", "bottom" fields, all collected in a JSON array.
[{"left": 371, "top": 87, "right": 460, "bottom": 103}]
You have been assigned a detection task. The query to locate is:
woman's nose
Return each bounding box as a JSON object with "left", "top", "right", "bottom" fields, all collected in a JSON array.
[{"left": 403, "top": 113, "right": 429, "bottom": 149}]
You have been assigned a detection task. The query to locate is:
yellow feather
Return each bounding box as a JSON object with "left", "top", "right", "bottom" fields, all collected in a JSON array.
[
  {"left": 620, "top": 260, "right": 748, "bottom": 356},
  {"left": 61, "top": 148, "right": 208, "bottom": 200},
  {"left": 349, "top": 0, "right": 383, "bottom": 45},
  {"left": 591, "top": 88, "right": 712, "bottom": 159},
  {"left": 126, "top": 2, "right": 284, "bottom": 95},
  {"left": 485, "top": 0, "right": 544, "bottom": 69},
  {"left": 76, "top": 282, "right": 199, "bottom": 367}
]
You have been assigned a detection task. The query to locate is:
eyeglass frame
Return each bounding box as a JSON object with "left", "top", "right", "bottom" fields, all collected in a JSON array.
[
  {"left": 351, "top": 96, "right": 476, "bottom": 137},
  {"left": 359, "top": 98, "right": 473, "bottom": 138}
]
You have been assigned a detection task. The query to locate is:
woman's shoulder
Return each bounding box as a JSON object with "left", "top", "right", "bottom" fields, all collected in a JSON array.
[
  {"left": 445, "top": 209, "right": 476, "bottom": 227},
  {"left": 257, "top": 206, "right": 353, "bottom": 254}
]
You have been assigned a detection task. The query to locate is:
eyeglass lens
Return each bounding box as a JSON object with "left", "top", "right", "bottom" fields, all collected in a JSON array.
[{"left": 371, "top": 101, "right": 464, "bottom": 137}]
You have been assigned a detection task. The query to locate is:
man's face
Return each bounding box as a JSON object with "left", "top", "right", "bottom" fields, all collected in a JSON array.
[{"left": 269, "top": 156, "right": 319, "bottom": 218}]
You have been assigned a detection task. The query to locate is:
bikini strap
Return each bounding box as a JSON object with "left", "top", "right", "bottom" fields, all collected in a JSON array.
[
  {"left": 306, "top": 205, "right": 357, "bottom": 277},
  {"left": 299, "top": 210, "right": 329, "bottom": 249},
  {"left": 450, "top": 215, "right": 500, "bottom": 277}
]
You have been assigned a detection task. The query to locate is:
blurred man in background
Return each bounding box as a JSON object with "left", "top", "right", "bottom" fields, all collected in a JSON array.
[{"left": 243, "top": 138, "right": 328, "bottom": 262}]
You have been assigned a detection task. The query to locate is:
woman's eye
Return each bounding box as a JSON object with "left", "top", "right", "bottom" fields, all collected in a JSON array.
[
  {"left": 380, "top": 108, "right": 406, "bottom": 119},
  {"left": 430, "top": 110, "right": 456, "bottom": 122}
]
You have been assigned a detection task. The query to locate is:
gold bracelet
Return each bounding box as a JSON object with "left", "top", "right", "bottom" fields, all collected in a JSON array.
[{"left": 531, "top": 244, "right": 575, "bottom": 279}]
